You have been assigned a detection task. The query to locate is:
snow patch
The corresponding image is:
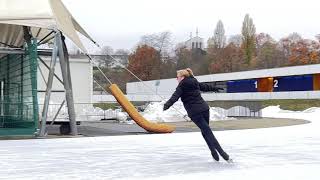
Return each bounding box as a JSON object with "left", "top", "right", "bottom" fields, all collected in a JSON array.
[{"left": 142, "top": 100, "right": 231, "bottom": 122}]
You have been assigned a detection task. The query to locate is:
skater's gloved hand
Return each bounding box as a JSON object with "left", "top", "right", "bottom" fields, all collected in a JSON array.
[
  {"left": 218, "top": 87, "right": 224, "bottom": 91},
  {"left": 214, "top": 87, "right": 224, "bottom": 93},
  {"left": 163, "top": 104, "right": 170, "bottom": 111}
]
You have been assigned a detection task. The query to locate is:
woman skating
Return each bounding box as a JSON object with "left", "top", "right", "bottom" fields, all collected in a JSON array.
[{"left": 163, "top": 68, "right": 232, "bottom": 162}]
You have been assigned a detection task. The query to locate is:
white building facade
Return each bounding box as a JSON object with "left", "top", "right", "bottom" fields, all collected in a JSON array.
[
  {"left": 185, "top": 36, "right": 205, "bottom": 50},
  {"left": 37, "top": 55, "right": 93, "bottom": 121},
  {"left": 178, "top": 29, "right": 205, "bottom": 50}
]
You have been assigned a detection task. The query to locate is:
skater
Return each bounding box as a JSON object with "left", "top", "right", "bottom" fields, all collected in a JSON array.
[{"left": 163, "top": 68, "right": 231, "bottom": 162}]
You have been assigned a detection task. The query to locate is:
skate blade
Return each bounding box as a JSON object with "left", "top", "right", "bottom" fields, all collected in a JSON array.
[{"left": 227, "top": 158, "right": 234, "bottom": 163}]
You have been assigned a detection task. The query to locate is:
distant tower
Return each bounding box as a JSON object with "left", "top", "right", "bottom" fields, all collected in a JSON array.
[
  {"left": 196, "top": 27, "right": 199, "bottom": 37},
  {"left": 184, "top": 28, "right": 204, "bottom": 50}
]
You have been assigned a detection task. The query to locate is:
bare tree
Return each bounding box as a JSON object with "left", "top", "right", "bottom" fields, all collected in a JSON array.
[
  {"left": 98, "top": 46, "right": 114, "bottom": 67},
  {"left": 139, "top": 31, "right": 173, "bottom": 57},
  {"left": 114, "top": 49, "right": 130, "bottom": 55},
  {"left": 114, "top": 49, "right": 130, "bottom": 67},
  {"left": 278, "top": 32, "right": 302, "bottom": 58},
  {"left": 100, "top": 46, "right": 114, "bottom": 55},
  {"left": 227, "top": 34, "right": 242, "bottom": 47},
  {"left": 208, "top": 20, "right": 226, "bottom": 49},
  {"left": 287, "top": 32, "right": 303, "bottom": 43},
  {"left": 256, "top": 33, "right": 275, "bottom": 49},
  {"left": 257, "top": 42, "right": 286, "bottom": 69}
]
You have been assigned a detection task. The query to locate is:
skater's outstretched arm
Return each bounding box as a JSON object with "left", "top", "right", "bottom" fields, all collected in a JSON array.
[
  {"left": 199, "top": 83, "right": 223, "bottom": 92},
  {"left": 163, "top": 86, "right": 183, "bottom": 110}
]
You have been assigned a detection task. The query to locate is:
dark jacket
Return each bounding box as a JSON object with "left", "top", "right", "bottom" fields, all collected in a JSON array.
[{"left": 164, "top": 76, "right": 221, "bottom": 117}]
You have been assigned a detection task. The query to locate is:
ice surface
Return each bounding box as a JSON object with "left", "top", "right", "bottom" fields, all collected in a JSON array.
[{"left": 0, "top": 106, "right": 319, "bottom": 179}]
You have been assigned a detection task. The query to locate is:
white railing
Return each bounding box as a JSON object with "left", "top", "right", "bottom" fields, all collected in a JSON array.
[{"left": 93, "top": 91, "right": 320, "bottom": 103}]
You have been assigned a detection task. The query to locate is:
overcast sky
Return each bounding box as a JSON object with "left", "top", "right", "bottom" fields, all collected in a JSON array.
[{"left": 62, "top": 0, "right": 319, "bottom": 52}]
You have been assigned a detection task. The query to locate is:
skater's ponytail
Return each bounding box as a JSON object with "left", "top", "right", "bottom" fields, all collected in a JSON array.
[
  {"left": 186, "top": 68, "right": 194, "bottom": 77},
  {"left": 177, "top": 68, "right": 194, "bottom": 78}
]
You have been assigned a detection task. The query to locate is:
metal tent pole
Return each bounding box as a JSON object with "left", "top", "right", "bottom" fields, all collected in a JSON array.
[
  {"left": 49, "top": 100, "right": 66, "bottom": 126},
  {"left": 57, "top": 32, "right": 77, "bottom": 136},
  {"left": 39, "top": 32, "right": 59, "bottom": 137},
  {"left": 38, "top": 56, "right": 64, "bottom": 84}
]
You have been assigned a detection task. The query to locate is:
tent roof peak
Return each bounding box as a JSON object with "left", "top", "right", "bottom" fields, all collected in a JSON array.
[{"left": 0, "top": 0, "right": 96, "bottom": 53}]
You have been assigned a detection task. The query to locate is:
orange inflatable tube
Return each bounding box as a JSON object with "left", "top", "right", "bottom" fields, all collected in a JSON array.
[{"left": 109, "top": 84, "right": 175, "bottom": 133}]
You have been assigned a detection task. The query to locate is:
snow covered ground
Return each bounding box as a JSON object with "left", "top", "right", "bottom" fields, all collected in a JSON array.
[
  {"left": 0, "top": 106, "right": 320, "bottom": 180},
  {"left": 142, "top": 100, "right": 230, "bottom": 122}
]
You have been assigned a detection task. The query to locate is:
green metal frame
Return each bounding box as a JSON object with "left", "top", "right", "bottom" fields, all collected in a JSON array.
[{"left": 0, "top": 38, "right": 38, "bottom": 136}]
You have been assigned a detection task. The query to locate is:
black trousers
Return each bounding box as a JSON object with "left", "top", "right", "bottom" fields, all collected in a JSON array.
[{"left": 190, "top": 110, "right": 229, "bottom": 160}]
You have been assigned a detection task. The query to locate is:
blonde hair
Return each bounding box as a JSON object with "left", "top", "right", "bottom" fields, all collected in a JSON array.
[{"left": 177, "top": 68, "right": 194, "bottom": 78}]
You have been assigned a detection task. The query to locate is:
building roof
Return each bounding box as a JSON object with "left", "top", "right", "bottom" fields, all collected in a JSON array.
[{"left": 0, "top": 0, "right": 96, "bottom": 53}]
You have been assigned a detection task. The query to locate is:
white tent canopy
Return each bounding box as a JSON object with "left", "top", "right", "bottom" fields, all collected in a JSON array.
[{"left": 0, "top": 0, "right": 96, "bottom": 53}]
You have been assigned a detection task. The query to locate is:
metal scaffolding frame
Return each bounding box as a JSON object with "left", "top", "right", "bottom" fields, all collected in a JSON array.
[
  {"left": 38, "top": 30, "right": 77, "bottom": 136},
  {"left": 0, "top": 29, "right": 78, "bottom": 136}
]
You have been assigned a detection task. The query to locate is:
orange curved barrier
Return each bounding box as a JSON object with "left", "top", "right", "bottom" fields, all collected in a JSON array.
[{"left": 109, "top": 84, "right": 175, "bottom": 133}]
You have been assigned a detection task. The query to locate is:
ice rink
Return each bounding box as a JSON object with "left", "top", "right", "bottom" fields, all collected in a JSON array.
[{"left": 0, "top": 106, "right": 319, "bottom": 180}]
